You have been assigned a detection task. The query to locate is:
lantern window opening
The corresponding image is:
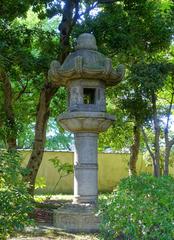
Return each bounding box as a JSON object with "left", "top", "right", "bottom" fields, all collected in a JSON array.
[{"left": 83, "top": 88, "right": 96, "bottom": 104}]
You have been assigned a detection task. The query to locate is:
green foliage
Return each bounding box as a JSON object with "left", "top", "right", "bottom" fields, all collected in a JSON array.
[
  {"left": 0, "top": 0, "right": 35, "bottom": 20},
  {"left": 119, "top": 60, "right": 169, "bottom": 125},
  {"left": 74, "top": 0, "right": 174, "bottom": 155},
  {"left": 46, "top": 118, "right": 73, "bottom": 151},
  {"left": 35, "top": 177, "right": 46, "bottom": 190},
  {"left": 99, "top": 174, "right": 174, "bottom": 240},
  {"left": 143, "top": 147, "right": 174, "bottom": 171},
  {"left": 99, "top": 98, "right": 133, "bottom": 151},
  {"left": 75, "top": 0, "right": 174, "bottom": 57},
  {"left": 47, "top": 157, "right": 73, "bottom": 197},
  {"left": 0, "top": 7, "right": 59, "bottom": 149},
  {"left": 0, "top": 151, "right": 34, "bottom": 239},
  {"left": 49, "top": 157, "right": 73, "bottom": 176},
  {"left": 129, "top": 62, "right": 168, "bottom": 98}
]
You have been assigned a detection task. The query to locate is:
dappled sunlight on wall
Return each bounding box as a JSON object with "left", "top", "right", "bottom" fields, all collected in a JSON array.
[{"left": 21, "top": 150, "right": 149, "bottom": 194}]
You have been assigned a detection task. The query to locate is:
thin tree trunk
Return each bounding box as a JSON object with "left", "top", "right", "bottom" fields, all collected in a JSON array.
[
  {"left": 152, "top": 92, "right": 160, "bottom": 177},
  {"left": 26, "top": 0, "right": 80, "bottom": 196},
  {"left": 129, "top": 123, "right": 140, "bottom": 176},
  {"left": 164, "top": 89, "right": 174, "bottom": 176},
  {"left": 164, "top": 142, "right": 173, "bottom": 176},
  {"left": 0, "top": 70, "right": 17, "bottom": 151},
  {"left": 141, "top": 127, "right": 156, "bottom": 174}
]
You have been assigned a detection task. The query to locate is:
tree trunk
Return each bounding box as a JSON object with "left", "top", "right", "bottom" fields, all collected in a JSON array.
[
  {"left": 26, "top": 83, "right": 58, "bottom": 195},
  {"left": 164, "top": 143, "right": 172, "bottom": 176},
  {"left": 141, "top": 92, "right": 161, "bottom": 178},
  {"left": 59, "top": 0, "right": 79, "bottom": 63},
  {"left": 152, "top": 92, "right": 160, "bottom": 177},
  {"left": 26, "top": 0, "right": 80, "bottom": 196},
  {"left": 163, "top": 90, "right": 174, "bottom": 176},
  {"left": 164, "top": 125, "right": 170, "bottom": 176},
  {"left": 129, "top": 123, "right": 140, "bottom": 176},
  {"left": 0, "top": 70, "right": 17, "bottom": 151},
  {"left": 141, "top": 126, "right": 156, "bottom": 173}
]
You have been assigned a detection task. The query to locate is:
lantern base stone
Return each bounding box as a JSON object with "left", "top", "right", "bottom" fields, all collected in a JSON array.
[{"left": 53, "top": 204, "right": 99, "bottom": 233}]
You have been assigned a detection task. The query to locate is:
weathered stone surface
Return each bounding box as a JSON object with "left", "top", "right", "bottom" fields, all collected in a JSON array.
[
  {"left": 74, "top": 133, "right": 98, "bottom": 204},
  {"left": 48, "top": 33, "right": 125, "bottom": 86},
  {"left": 58, "top": 111, "right": 115, "bottom": 133},
  {"left": 75, "top": 33, "right": 98, "bottom": 51},
  {"left": 52, "top": 33, "right": 124, "bottom": 233},
  {"left": 68, "top": 79, "right": 106, "bottom": 112},
  {"left": 53, "top": 204, "right": 100, "bottom": 233}
]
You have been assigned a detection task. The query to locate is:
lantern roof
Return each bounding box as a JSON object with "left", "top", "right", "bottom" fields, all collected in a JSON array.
[{"left": 48, "top": 33, "right": 125, "bottom": 86}]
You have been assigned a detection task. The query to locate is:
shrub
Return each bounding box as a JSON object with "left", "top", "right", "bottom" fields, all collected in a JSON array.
[
  {"left": 47, "top": 157, "right": 73, "bottom": 197},
  {"left": 99, "top": 174, "right": 174, "bottom": 240},
  {"left": 0, "top": 151, "right": 34, "bottom": 239}
]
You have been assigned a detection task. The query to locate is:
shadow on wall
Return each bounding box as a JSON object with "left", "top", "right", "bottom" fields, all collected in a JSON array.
[{"left": 21, "top": 150, "right": 150, "bottom": 194}]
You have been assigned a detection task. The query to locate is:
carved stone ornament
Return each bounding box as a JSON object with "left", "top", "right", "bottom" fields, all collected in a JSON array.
[{"left": 48, "top": 33, "right": 125, "bottom": 86}]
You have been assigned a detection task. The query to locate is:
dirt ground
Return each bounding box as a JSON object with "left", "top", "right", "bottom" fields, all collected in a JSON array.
[
  {"left": 9, "top": 225, "right": 99, "bottom": 240},
  {"left": 9, "top": 195, "right": 100, "bottom": 240},
  {"left": 10, "top": 232, "right": 99, "bottom": 240}
]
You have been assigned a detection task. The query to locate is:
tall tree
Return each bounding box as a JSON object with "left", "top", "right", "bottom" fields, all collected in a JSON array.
[
  {"left": 0, "top": 70, "right": 16, "bottom": 151},
  {"left": 0, "top": 20, "right": 38, "bottom": 151},
  {"left": 26, "top": 0, "right": 83, "bottom": 195},
  {"left": 75, "top": 0, "right": 174, "bottom": 175},
  {"left": 132, "top": 61, "right": 174, "bottom": 176},
  {"left": 0, "top": 3, "right": 58, "bottom": 158}
]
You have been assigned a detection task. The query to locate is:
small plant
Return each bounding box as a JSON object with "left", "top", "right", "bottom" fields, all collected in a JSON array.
[
  {"left": 47, "top": 157, "right": 73, "bottom": 198},
  {"left": 0, "top": 151, "right": 34, "bottom": 240},
  {"left": 35, "top": 177, "right": 46, "bottom": 190},
  {"left": 99, "top": 174, "right": 174, "bottom": 240}
]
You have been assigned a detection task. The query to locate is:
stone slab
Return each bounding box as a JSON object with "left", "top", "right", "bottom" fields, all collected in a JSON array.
[{"left": 53, "top": 204, "right": 100, "bottom": 233}]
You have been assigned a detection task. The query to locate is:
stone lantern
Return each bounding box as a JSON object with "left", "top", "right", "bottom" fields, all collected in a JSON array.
[{"left": 49, "top": 33, "right": 124, "bottom": 232}]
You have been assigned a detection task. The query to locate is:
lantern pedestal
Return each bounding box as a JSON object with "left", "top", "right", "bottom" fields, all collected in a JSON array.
[
  {"left": 73, "top": 132, "right": 98, "bottom": 204},
  {"left": 53, "top": 204, "right": 99, "bottom": 233},
  {"left": 58, "top": 111, "right": 115, "bottom": 204}
]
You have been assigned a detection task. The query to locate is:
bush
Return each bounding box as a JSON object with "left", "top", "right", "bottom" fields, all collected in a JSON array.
[
  {"left": 99, "top": 174, "right": 174, "bottom": 240},
  {"left": 0, "top": 151, "right": 34, "bottom": 239}
]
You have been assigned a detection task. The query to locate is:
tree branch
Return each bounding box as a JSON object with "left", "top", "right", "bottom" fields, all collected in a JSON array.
[
  {"left": 73, "top": 0, "right": 80, "bottom": 24},
  {"left": 79, "top": 1, "right": 98, "bottom": 19},
  {"left": 141, "top": 126, "right": 155, "bottom": 161},
  {"left": 15, "top": 79, "right": 29, "bottom": 101}
]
